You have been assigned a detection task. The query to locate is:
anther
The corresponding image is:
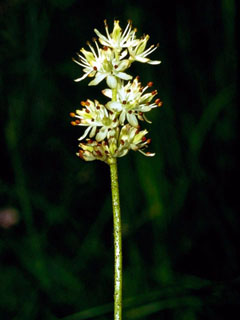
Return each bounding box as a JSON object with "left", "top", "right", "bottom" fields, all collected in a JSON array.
[
  {"left": 147, "top": 139, "right": 151, "bottom": 144},
  {"left": 71, "top": 121, "right": 77, "bottom": 126},
  {"left": 114, "top": 65, "right": 118, "bottom": 69},
  {"left": 128, "top": 110, "right": 133, "bottom": 114},
  {"left": 155, "top": 98, "right": 163, "bottom": 107},
  {"left": 85, "top": 101, "right": 90, "bottom": 106},
  {"left": 93, "top": 66, "right": 97, "bottom": 71},
  {"left": 96, "top": 105, "right": 100, "bottom": 110},
  {"left": 70, "top": 112, "right": 76, "bottom": 117},
  {"left": 142, "top": 137, "right": 147, "bottom": 142},
  {"left": 78, "top": 150, "right": 84, "bottom": 159},
  {"left": 151, "top": 90, "right": 157, "bottom": 95},
  {"left": 81, "top": 101, "right": 86, "bottom": 106},
  {"left": 123, "top": 100, "right": 127, "bottom": 105},
  {"left": 75, "top": 119, "right": 81, "bottom": 124},
  {"left": 120, "top": 140, "right": 124, "bottom": 145},
  {"left": 147, "top": 81, "right": 154, "bottom": 87},
  {"left": 85, "top": 109, "right": 90, "bottom": 113}
]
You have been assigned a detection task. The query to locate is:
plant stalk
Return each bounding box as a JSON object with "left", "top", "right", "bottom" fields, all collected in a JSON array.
[{"left": 109, "top": 158, "right": 122, "bottom": 320}]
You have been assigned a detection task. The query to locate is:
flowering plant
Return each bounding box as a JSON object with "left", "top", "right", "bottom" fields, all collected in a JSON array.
[
  {"left": 70, "top": 20, "right": 162, "bottom": 320},
  {"left": 70, "top": 20, "right": 162, "bottom": 164}
]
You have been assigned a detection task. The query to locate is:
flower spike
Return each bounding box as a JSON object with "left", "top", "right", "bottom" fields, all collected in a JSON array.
[{"left": 71, "top": 20, "right": 162, "bottom": 163}]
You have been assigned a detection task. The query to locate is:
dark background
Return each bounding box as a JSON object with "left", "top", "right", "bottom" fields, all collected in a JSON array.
[{"left": 0, "top": 0, "right": 239, "bottom": 319}]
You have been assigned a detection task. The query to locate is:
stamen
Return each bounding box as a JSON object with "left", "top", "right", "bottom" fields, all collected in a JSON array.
[
  {"left": 155, "top": 98, "right": 163, "bottom": 107},
  {"left": 96, "top": 150, "right": 102, "bottom": 156},
  {"left": 78, "top": 150, "right": 84, "bottom": 159}
]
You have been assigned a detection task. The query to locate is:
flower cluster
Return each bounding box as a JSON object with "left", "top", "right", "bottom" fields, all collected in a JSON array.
[{"left": 71, "top": 20, "right": 162, "bottom": 164}]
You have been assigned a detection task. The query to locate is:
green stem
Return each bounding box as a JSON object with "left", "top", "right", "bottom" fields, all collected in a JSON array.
[{"left": 109, "top": 158, "right": 122, "bottom": 320}]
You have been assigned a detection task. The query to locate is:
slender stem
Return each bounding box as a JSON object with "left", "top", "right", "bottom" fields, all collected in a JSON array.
[{"left": 109, "top": 158, "right": 122, "bottom": 320}]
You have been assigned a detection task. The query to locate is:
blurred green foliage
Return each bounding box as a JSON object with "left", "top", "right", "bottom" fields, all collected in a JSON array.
[{"left": 0, "top": 0, "right": 238, "bottom": 319}]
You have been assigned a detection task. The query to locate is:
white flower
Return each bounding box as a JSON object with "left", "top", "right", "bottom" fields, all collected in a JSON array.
[
  {"left": 70, "top": 99, "right": 118, "bottom": 141},
  {"left": 94, "top": 20, "right": 139, "bottom": 52},
  {"left": 73, "top": 40, "right": 132, "bottom": 86},
  {"left": 77, "top": 124, "right": 154, "bottom": 163},
  {"left": 128, "top": 34, "right": 161, "bottom": 65},
  {"left": 103, "top": 77, "right": 162, "bottom": 126}
]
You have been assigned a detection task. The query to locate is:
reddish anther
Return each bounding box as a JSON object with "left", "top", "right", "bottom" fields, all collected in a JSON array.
[{"left": 147, "top": 81, "right": 154, "bottom": 87}]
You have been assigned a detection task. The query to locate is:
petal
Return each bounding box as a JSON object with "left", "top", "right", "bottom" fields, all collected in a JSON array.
[
  {"left": 127, "top": 113, "right": 138, "bottom": 127},
  {"left": 94, "top": 29, "right": 110, "bottom": 44},
  {"left": 119, "top": 111, "right": 126, "bottom": 125},
  {"left": 96, "top": 128, "right": 108, "bottom": 141},
  {"left": 107, "top": 101, "right": 123, "bottom": 112},
  {"left": 88, "top": 73, "right": 107, "bottom": 86},
  {"left": 89, "top": 126, "right": 97, "bottom": 138},
  {"left": 147, "top": 60, "right": 161, "bottom": 65},
  {"left": 106, "top": 75, "right": 118, "bottom": 89},
  {"left": 116, "top": 59, "right": 130, "bottom": 71},
  {"left": 102, "top": 88, "right": 112, "bottom": 98},
  {"left": 116, "top": 72, "right": 132, "bottom": 80}
]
